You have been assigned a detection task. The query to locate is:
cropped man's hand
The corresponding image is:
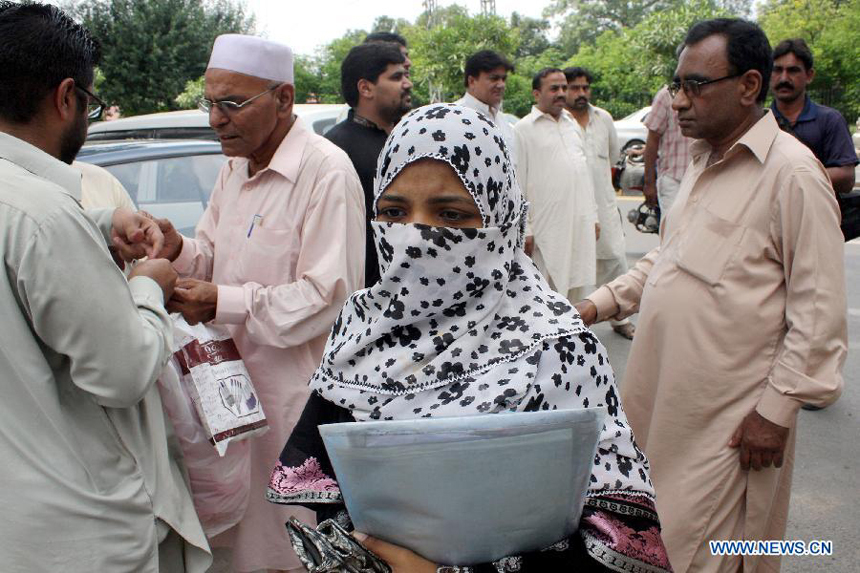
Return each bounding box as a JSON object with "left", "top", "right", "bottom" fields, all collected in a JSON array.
[
  {"left": 729, "top": 410, "right": 790, "bottom": 471},
  {"left": 574, "top": 299, "right": 598, "bottom": 326}
]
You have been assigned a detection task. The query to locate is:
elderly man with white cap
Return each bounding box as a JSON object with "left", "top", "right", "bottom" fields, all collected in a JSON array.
[{"left": 145, "top": 34, "right": 365, "bottom": 572}]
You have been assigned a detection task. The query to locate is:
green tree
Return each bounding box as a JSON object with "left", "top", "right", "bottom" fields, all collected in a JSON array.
[
  {"left": 408, "top": 12, "right": 520, "bottom": 103},
  {"left": 371, "top": 15, "right": 411, "bottom": 34},
  {"left": 313, "top": 29, "right": 369, "bottom": 103},
  {"left": 510, "top": 12, "right": 550, "bottom": 59},
  {"left": 549, "top": 0, "right": 751, "bottom": 54},
  {"left": 567, "top": 0, "right": 730, "bottom": 117},
  {"left": 73, "top": 0, "right": 254, "bottom": 115}
]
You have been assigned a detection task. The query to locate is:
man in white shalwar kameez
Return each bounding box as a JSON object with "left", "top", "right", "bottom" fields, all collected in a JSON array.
[
  {"left": 514, "top": 68, "right": 598, "bottom": 302},
  {"left": 563, "top": 66, "right": 635, "bottom": 339}
]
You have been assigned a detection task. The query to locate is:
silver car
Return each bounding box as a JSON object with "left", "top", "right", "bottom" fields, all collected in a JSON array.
[
  {"left": 87, "top": 104, "right": 348, "bottom": 142},
  {"left": 77, "top": 139, "right": 226, "bottom": 236},
  {"left": 613, "top": 106, "right": 650, "bottom": 154}
]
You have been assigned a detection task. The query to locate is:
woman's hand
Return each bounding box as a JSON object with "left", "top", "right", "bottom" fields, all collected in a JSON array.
[{"left": 353, "top": 532, "right": 438, "bottom": 573}]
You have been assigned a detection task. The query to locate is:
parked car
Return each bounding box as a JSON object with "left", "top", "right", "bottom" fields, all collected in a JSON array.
[
  {"left": 76, "top": 139, "right": 226, "bottom": 236},
  {"left": 87, "top": 103, "right": 347, "bottom": 142},
  {"left": 613, "top": 106, "right": 650, "bottom": 154}
]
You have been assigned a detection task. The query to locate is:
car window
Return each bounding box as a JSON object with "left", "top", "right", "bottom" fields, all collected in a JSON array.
[
  {"left": 314, "top": 117, "right": 337, "bottom": 135},
  {"left": 154, "top": 154, "right": 227, "bottom": 204},
  {"left": 104, "top": 162, "right": 143, "bottom": 204}
]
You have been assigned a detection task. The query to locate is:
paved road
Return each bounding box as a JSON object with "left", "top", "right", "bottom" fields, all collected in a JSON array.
[
  {"left": 595, "top": 196, "right": 858, "bottom": 572},
  {"left": 211, "top": 196, "right": 858, "bottom": 571}
]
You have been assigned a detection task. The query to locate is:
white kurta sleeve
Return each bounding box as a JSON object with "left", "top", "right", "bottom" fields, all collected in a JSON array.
[
  {"left": 214, "top": 164, "right": 366, "bottom": 348},
  {"left": 756, "top": 165, "right": 847, "bottom": 427},
  {"left": 514, "top": 125, "right": 533, "bottom": 236},
  {"left": 19, "top": 209, "right": 172, "bottom": 408},
  {"left": 606, "top": 113, "right": 621, "bottom": 166}
]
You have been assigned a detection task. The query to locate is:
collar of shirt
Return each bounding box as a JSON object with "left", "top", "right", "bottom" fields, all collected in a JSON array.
[
  {"left": 526, "top": 105, "right": 574, "bottom": 125},
  {"left": 770, "top": 95, "right": 818, "bottom": 125},
  {"left": 0, "top": 131, "right": 82, "bottom": 201},
  {"left": 231, "top": 116, "right": 310, "bottom": 184},
  {"left": 349, "top": 109, "right": 386, "bottom": 132},
  {"left": 458, "top": 92, "right": 501, "bottom": 120},
  {"left": 690, "top": 110, "right": 778, "bottom": 166}
]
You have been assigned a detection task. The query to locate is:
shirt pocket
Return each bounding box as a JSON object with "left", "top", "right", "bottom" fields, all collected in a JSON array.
[
  {"left": 675, "top": 208, "right": 746, "bottom": 286},
  {"left": 238, "top": 226, "right": 299, "bottom": 286}
]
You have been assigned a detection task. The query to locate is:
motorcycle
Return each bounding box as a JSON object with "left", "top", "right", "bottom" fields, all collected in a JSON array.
[{"left": 613, "top": 144, "right": 660, "bottom": 234}]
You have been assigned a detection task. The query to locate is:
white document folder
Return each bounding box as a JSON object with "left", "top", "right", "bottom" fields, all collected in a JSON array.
[{"left": 319, "top": 408, "right": 605, "bottom": 565}]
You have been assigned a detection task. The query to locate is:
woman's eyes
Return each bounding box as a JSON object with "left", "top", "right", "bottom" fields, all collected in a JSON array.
[
  {"left": 379, "top": 207, "right": 407, "bottom": 219},
  {"left": 438, "top": 209, "right": 472, "bottom": 222}
]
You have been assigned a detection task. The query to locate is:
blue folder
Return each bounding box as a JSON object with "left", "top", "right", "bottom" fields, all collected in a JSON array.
[{"left": 319, "top": 408, "right": 605, "bottom": 565}]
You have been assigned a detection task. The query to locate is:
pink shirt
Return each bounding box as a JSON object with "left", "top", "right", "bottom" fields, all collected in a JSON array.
[
  {"left": 173, "top": 117, "right": 365, "bottom": 570},
  {"left": 644, "top": 86, "right": 693, "bottom": 181}
]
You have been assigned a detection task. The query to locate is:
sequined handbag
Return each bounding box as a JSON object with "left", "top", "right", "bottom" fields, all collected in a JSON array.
[{"left": 286, "top": 517, "right": 392, "bottom": 573}]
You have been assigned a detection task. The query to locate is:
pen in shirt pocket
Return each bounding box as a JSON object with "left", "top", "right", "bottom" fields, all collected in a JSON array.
[{"left": 247, "top": 214, "right": 263, "bottom": 238}]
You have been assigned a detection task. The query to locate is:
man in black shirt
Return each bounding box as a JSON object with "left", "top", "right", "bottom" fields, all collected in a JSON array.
[{"left": 326, "top": 43, "right": 412, "bottom": 287}]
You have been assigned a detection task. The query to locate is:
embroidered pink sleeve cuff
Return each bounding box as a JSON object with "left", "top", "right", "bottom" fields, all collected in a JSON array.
[
  {"left": 172, "top": 235, "right": 196, "bottom": 274},
  {"left": 215, "top": 285, "right": 247, "bottom": 325}
]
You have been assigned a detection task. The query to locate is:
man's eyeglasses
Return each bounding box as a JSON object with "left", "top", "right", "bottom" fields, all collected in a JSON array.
[
  {"left": 76, "top": 85, "right": 107, "bottom": 121},
  {"left": 668, "top": 73, "right": 742, "bottom": 98},
  {"left": 198, "top": 84, "right": 282, "bottom": 114}
]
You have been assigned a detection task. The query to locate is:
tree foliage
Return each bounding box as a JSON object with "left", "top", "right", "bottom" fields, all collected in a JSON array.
[
  {"left": 407, "top": 13, "right": 520, "bottom": 105},
  {"left": 76, "top": 0, "right": 857, "bottom": 124},
  {"left": 567, "top": 0, "right": 731, "bottom": 117},
  {"left": 72, "top": 0, "right": 254, "bottom": 115}
]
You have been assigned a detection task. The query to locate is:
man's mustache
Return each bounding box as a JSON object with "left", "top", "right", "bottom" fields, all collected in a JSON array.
[
  {"left": 575, "top": 97, "right": 588, "bottom": 104},
  {"left": 775, "top": 82, "right": 794, "bottom": 90}
]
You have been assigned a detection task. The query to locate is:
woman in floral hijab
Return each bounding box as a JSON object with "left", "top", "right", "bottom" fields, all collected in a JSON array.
[{"left": 268, "top": 104, "right": 671, "bottom": 573}]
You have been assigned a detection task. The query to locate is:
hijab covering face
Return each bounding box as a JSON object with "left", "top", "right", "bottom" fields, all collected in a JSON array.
[
  {"left": 308, "top": 103, "right": 653, "bottom": 498},
  {"left": 311, "top": 103, "right": 585, "bottom": 397}
]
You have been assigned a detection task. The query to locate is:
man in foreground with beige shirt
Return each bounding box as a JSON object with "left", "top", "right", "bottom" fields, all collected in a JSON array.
[
  {"left": 577, "top": 18, "right": 846, "bottom": 572},
  {"left": 0, "top": 2, "right": 210, "bottom": 571}
]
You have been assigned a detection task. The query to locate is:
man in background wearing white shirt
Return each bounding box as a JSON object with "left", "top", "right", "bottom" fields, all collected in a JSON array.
[
  {"left": 455, "top": 50, "right": 517, "bottom": 163},
  {"left": 514, "top": 68, "right": 599, "bottom": 303},
  {"left": 564, "top": 66, "right": 635, "bottom": 339}
]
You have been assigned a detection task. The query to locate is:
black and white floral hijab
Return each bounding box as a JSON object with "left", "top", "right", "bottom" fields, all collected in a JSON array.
[{"left": 309, "top": 104, "right": 653, "bottom": 498}]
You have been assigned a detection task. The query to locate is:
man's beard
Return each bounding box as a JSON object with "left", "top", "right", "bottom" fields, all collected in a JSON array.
[
  {"left": 60, "top": 107, "right": 88, "bottom": 165},
  {"left": 380, "top": 93, "right": 412, "bottom": 126}
]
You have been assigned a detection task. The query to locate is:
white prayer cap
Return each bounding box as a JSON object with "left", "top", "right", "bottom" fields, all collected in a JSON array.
[{"left": 207, "top": 34, "right": 294, "bottom": 84}]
